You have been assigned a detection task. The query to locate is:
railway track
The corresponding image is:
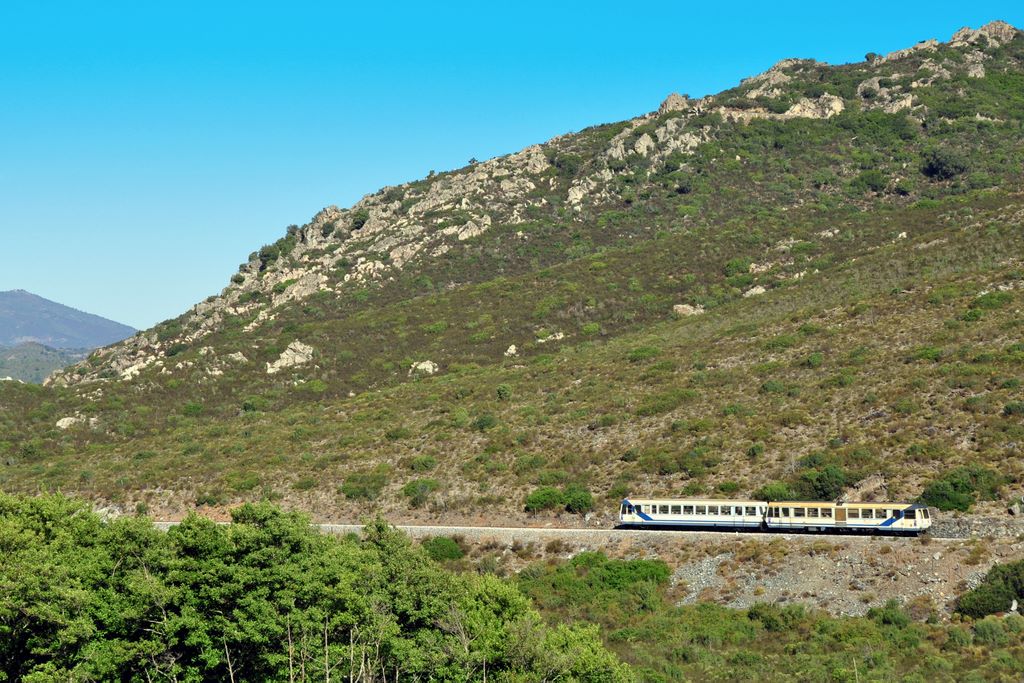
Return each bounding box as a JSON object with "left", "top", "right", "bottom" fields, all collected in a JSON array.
[{"left": 153, "top": 521, "right": 968, "bottom": 542}]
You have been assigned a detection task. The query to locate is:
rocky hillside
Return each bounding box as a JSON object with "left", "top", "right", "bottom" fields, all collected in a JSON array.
[{"left": 3, "top": 21, "right": 1023, "bottom": 520}]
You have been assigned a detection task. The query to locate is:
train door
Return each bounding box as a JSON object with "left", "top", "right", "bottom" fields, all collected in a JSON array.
[{"left": 835, "top": 507, "right": 847, "bottom": 525}]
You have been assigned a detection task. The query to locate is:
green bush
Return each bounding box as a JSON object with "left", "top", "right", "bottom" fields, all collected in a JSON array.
[
  {"left": 1003, "top": 402, "right": 1024, "bottom": 417},
  {"left": 385, "top": 426, "right": 413, "bottom": 441},
  {"left": 921, "top": 148, "right": 969, "bottom": 180},
  {"left": 919, "top": 465, "right": 1003, "bottom": 511},
  {"left": 562, "top": 485, "right": 594, "bottom": 514},
  {"left": 421, "top": 536, "right": 465, "bottom": 562},
  {"left": 340, "top": 465, "right": 391, "bottom": 500},
  {"left": 851, "top": 169, "right": 887, "bottom": 194},
  {"left": 409, "top": 455, "right": 437, "bottom": 472},
  {"left": 958, "top": 560, "right": 1024, "bottom": 618},
  {"left": 755, "top": 482, "right": 797, "bottom": 501},
  {"left": 471, "top": 413, "right": 498, "bottom": 431},
  {"left": 495, "top": 383, "right": 513, "bottom": 401},
  {"left": 181, "top": 402, "right": 203, "bottom": 417},
  {"left": 241, "top": 395, "right": 271, "bottom": 412},
  {"left": 628, "top": 346, "right": 661, "bottom": 362},
  {"left": 402, "top": 478, "right": 440, "bottom": 507},
  {"left": 974, "top": 617, "right": 1009, "bottom": 647},
  {"left": 525, "top": 486, "right": 564, "bottom": 512}
]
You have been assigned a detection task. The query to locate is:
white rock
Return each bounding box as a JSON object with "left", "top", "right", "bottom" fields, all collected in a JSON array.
[
  {"left": 504, "top": 344, "right": 518, "bottom": 357},
  {"left": 536, "top": 331, "right": 564, "bottom": 344},
  {"left": 266, "top": 341, "right": 315, "bottom": 375},
  {"left": 226, "top": 352, "right": 248, "bottom": 363},
  {"left": 672, "top": 304, "right": 705, "bottom": 316},
  {"left": 409, "top": 360, "right": 438, "bottom": 376},
  {"left": 56, "top": 416, "right": 84, "bottom": 430},
  {"left": 743, "top": 285, "right": 767, "bottom": 298}
]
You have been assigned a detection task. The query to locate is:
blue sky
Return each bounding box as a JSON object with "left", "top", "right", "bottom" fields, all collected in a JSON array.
[{"left": 1, "top": 1, "right": 1020, "bottom": 329}]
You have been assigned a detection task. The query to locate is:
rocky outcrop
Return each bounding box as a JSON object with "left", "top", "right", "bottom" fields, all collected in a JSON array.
[
  {"left": 266, "top": 341, "right": 314, "bottom": 375},
  {"left": 672, "top": 304, "right": 705, "bottom": 317},
  {"left": 409, "top": 360, "right": 438, "bottom": 376},
  {"left": 45, "top": 21, "right": 1022, "bottom": 390}
]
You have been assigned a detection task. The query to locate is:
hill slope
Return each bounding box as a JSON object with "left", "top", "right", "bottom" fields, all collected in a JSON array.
[
  {"left": 0, "top": 290, "right": 135, "bottom": 349},
  {"left": 2, "top": 21, "right": 1023, "bottom": 520},
  {"left": 0, "top": 343, "right": 88, "bottom": 384}
]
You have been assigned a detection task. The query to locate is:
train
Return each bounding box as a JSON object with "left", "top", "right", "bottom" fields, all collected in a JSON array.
[{"left": 618, "top": 497, "right": 932, "bottom": 535}]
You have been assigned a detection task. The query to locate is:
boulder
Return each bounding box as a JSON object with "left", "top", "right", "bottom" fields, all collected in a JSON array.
[
  {"left": 266, "top": 341, "right": 314, "bottom": 375},
  {"left": 409, "top": 360, "right": 438, "bottom": 376},
  {"left": 672, "top": 303, "right": 705, "bottom": 317}
]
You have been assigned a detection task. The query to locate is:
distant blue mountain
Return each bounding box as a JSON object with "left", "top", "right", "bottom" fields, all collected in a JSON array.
[{"left": 0, "top": 290, "right": 136, "bottom": 349}]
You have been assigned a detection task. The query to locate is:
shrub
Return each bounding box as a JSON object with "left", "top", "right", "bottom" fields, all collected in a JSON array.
[
  {"left": 385, "top": 426, "right": 413, "bottom": 441},
  {"left": 628, "top": 346, "right": 661, "bottom": 362},
  {"left": 974, "top": 617, "right": 1009, "bottom": 647},
  {"left": 422, "top": 536, "right": 465, "bottom": 562},
  {"left": 958, "top": 560, "right": 1024, "bottom": 618},
  {"left": 402, "top": 478, "right": 440, "bottom": 507},
  {"left": 868, "top": 599, "right": 910, "bottom": 628},
  {"left": 241, "top": 395, "right": 271, "bottom": 412},
  {"left": 181, "top": 402, "right": 203, "bottom": 417},
  {"left": 562, "top": 485, "right": 594, "bottom": 514},
  {"left": 724, "top": 258, "right": 751, "bottom": 277},
  {"left": 495, "top": 384, "right": 513, "bottom": 401},
  {"left": 851, "top": 169, "right": 887, "bottom": 194},
  {"left": 409, "top": 455, "right": 437, "bottom": 472},
  {"left": 1002, "top": 402, "right": 1024, "bottom": 417},
  {"left": 921, "top": 148, "right": 969, "bottom": 180},
  {"left": 165, "top": 343, "right": 189, "bottom": 357},
  {"left": 340, "top": 465, "right": 391, "bottom": 500},
  {"left": 801, "top": 352, "right": 824, "bottom": 369},
  {"left": 919, "top": 465, "right": 1003, "bottom": 511},
  {"left": 292, "top": 477, "right": 317, "bottom": 491},
  {"left": 755, "top": 482, "right": 797, "bottom": 501},
  {"left": 525, "top": 486, "right": 563, "bottom": 512},
  {"left": 350, "top": 208, "right": 370, "bottom": 230},
  {"left": 471, "top": 413, "right": 498, "bottom": 431}
]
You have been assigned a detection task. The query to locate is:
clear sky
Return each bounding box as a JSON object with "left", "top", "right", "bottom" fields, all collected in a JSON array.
[{"left": 1, "top": 1, "right": 1020, "bottom": 329}]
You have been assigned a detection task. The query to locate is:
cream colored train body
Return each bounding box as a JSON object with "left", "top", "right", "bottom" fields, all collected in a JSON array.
[{"left": 619, "top": 498, "right": 932, "bottom": 535}]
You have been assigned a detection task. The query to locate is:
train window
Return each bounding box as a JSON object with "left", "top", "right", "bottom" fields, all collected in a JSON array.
[
  {"left": 807, "top": 508, "right": 819, "bottom": 518},
  {"left": 745, "top": 506, "right": 756, "bottom": 516},
  {"left": 659, "top": 505, "right": 669, "bottom": 514},
  {"left": 708, "top": 506, "right": 719, "bottom": 515},
  {"left": 923, "top": 509, "right": 930, "bottom": 519},
  {"left": 671, "top": 505, "right": 681, "bottom": 514},
  {"left": 683, "top": 505, "right": 694, "bottom": 514},
  {"left": 822, "top": 508, "right": 833, "bottom": 518},
  {"left": 862, "top": 509, "right": 873, "bottom": 519},
  {"left": 782, "top": 507, "right": 791, "bottom": 517},
  {"left": 848, "top": 509, "right": 860, "bottom": 519},
  {"left": 621, "top": 504, "right": 628, "bottom": 514},
  {"left": 721, "top": 506, "right": 732, "bottom": 516},
  {"left": 695, "top": 505, "right": 706, "bottom": 515},
  {"left": 636, "top": 505, "right": 644, "bottom": 514},
  {"left": 794, "top": 508, "right": 805, "bottom": 518}
]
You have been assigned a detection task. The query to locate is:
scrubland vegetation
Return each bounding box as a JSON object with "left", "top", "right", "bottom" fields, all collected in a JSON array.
[
  {"left": 0, "top": 494, "right": 628, "bottom": 681},
  {"left": 6, "top": 494, "right": 1024, "bottom": 682}
]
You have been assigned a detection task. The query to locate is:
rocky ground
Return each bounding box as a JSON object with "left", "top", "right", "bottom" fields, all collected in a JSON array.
[{"left": 296, "top": 515, "right": 1024, "bottom": 619}]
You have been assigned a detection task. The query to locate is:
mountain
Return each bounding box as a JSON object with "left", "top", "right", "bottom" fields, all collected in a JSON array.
[
  {"left": 4, "top": 21, "right": 1023, "bottom": 520},
  {"left": 0, "top": 290, "right": 136, "bottom": 349},
  {"left": 0, "top": 343, "right": 89, "bottom": 384}
]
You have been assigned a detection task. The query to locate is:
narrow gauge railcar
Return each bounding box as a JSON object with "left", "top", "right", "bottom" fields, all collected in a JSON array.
[
  {"left": 619, "top": 499, "right": 767, "bottom": 529},
  {"left": 619, "top": 498, "right": 931, "bottom": 535},
  {"left": 765, "top": 501, "right": 930, "bottom": 534}
]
